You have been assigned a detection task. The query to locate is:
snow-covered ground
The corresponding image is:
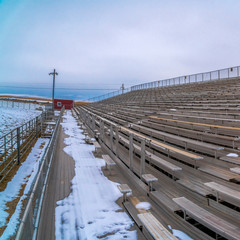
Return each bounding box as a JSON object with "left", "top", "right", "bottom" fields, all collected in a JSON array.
[
  {"left": 55, "top": 111, "right": 137, "bottom": 239},
  {"left": 0, "top": 138, "right": 49, "bottom": 239},
  {"left": 0, "top": 106, "right": 41, "bottom": 138},
  {"left": 0, "top": 100, "right": 45, "bottom": 111}
]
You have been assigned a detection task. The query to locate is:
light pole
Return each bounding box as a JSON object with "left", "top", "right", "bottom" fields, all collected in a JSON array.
[{"left": 49, "top": 69, "right": 58, "bottom": 111}]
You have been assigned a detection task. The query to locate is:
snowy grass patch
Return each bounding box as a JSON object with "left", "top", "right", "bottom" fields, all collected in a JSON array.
[
  {"left": 0, "top": 138, "right": 49, "bottom": 239},
  {"left": 0, "top": 107, "right": 41, "bottom": 137}
]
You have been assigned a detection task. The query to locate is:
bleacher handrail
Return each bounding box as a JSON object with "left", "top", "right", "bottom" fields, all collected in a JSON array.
[
  {"left": 15, "top": 106, "right": 65, "bottom": 240},
  {"left": 131, "top": 65, "right": 240, "bottom": 91}
]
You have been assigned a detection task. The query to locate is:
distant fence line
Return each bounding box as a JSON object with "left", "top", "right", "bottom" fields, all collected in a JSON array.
[
  {"left": 87, "top": 65, "right": 240, "bottom": 102},
  {"left": 0, "top": 100, "right": 45, "bottom": 110}
]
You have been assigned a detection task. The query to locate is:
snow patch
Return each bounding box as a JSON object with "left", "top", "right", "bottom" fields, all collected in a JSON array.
[
  {"left": 55, "top": 111, "right": 136, "bottom": 239},
  {"left": 136, "top": 202, "right": 151, "bottom": 210},
  {"left": 227, "top": 153, "right": 239, "bottom": 157},
  {"left": 168, "top": 225, "right": 193, "bottom": 240}
]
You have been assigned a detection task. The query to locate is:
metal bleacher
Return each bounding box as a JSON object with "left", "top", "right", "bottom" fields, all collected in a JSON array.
[{"left": 75, "top": 68, "right": 240, "bottom": 240}]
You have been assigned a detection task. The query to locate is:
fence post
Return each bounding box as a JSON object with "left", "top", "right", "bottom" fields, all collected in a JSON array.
[
  {"left": 4, "top": 136, "right": 6, "bottom": 162},
  {"left": 17, "top": 127, "right": 21, "bottom": 165},
  {"left": 36, "top": 117, "right": 39, "bottom": 138},
  {"left": 40, "top": 115, "right": 43, "bottom": 136}
]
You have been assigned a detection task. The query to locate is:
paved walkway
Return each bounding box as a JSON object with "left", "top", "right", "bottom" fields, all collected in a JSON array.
[{"left": 38, "top": 125, "right": 75, "bottom": 240}]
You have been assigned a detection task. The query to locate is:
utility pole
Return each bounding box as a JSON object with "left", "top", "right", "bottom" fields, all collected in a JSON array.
[{"left": 49, "top": 69, "right": 58, "bottom": 111}]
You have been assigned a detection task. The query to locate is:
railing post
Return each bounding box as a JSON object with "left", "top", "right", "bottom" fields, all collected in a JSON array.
[
  {"left": 110, "top": 124, "right": 113, "bottom": 152},
  {"left": 129, "top": 134, "right": 133, "bottom": 171},
  {"left": 115, "top": 127, "right": 119, "bottom": 157},
  {"left": 17, "top": 127, "right": 21, "bottom": 165},
  {"left": 100, "top": 120, "right": 103, "bottom": 142},
  {"left": 92, "top": 115, "right": 95, "bottom": 130},
  {"left": 140, "top": 139, "right": 145, "bottom": 177}
]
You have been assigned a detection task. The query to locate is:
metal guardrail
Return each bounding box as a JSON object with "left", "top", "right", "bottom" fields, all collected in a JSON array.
[
  {"left": 15, "top": 106, "right": 65, "bottom": 240},
  {"left": 0, "top": 111, "right": 49, "bottom": 184},
  {"left": 131, "top": 65, "right": 240, "bottom": 91},
  {"left": 87, "top": 65, "right": 240, "bottom": 102},
  {"left": 87, "top": 88, "right": 131, "bottom": 102}
]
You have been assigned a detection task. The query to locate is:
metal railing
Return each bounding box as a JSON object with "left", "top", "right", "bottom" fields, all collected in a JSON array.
[
  {"left": 87, "top": 65, "right": 240, "bottom": 102},
  {"left": 0, "top": 111, "right": 50, "bottom": 184},
  {"left": 0, "top": 100, "right": 45, "bottom": 110},
  {"left": 131, "top": 65, "right": 240, "bottom": 91},
  {"left": 87, "top": 88, "right": 131, "bottom": 102},
  {"left": 15, "top": 107, "right": 64, "bottom": 240}
]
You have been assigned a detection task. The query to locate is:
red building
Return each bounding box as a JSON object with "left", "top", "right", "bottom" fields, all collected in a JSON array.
[{"left": 54, "top": 99, "right": 74, "bottom": 110}]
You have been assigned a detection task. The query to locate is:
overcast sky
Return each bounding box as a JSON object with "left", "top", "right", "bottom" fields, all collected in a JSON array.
[{"left": 0, "top": 0, "right": 240, "bottom": 89}]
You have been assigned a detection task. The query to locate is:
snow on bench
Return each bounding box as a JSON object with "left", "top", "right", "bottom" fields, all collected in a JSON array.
[
  {"left": 204, "top": 181, "right": 240, "bottom": 207},
  {"left": 173, "top": 197, "right": 240, "bottom": 240},
  {"left": 93, "top": 141, "right": 101, "bottom": 154},
  {"left": 94, "top": 129, "right": 100, "bottom": 138},
  {"left": 137, "top": 212, "right": 178, "bottom": 240},
  {"left": 102, "top": 154, "right": 116, "bottom": 175},
  {"left": 117, "top": 184, "right": 132, "bottom": 202},
  {"left": 85, "top": 136, "right": 94, "bottom": 144},
  {"left": 230, "top": 167, "right": 240, "bottom": 174},
  {"left": 142, "top": 174, "right": 158, "bottom": 192}
]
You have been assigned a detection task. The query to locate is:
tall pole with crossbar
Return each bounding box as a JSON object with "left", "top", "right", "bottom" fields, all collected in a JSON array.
[{"left": 49, "top": 69, "right": 58, "bottom": 111}]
